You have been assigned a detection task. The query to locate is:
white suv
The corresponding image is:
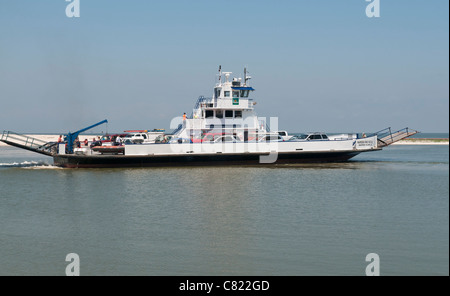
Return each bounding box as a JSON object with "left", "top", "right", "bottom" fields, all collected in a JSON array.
[{"left": 123, "top": 133, "right": 149, "bottom": 144}]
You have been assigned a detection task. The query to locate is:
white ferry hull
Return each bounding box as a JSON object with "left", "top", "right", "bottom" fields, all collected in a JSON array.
[
  {"left": 53, "top": 137, "right": 380, "bottom": 168},
  {"left": 53, "top": 150, "right": 372, "bottom": 168}
]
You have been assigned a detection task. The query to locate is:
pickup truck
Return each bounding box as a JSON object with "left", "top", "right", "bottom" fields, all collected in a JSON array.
[{"left": 276, "top": 131, "right": 293, "bottom": 141}]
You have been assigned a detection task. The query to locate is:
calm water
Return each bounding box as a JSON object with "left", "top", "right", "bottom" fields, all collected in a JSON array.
[
  {"left": 408, "top": 132, "right": 449, "bottom": 139},
  {"left": 0, "top": 144, "right": 448, "bottom": 275}
]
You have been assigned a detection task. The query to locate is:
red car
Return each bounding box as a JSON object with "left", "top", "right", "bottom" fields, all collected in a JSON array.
[{"left": 90, "top": 134, "right": 127, "bottom": 147}]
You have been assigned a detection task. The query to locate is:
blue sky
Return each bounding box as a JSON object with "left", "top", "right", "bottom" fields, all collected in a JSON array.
[{"left": 0, "top": 0, "right": 448, "bottom": 133}]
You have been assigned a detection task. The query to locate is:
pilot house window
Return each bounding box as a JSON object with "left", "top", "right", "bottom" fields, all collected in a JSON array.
[
  {"left": 225, "top": 110, "right": 233, "bottom": 118},
  {"left": 224, "top": 91, "right": 230, "bottom": 97},
  {"left": 240, "top": 90, "right": 249, "bottom": 98},
  {"left": 232, "top": 91, "right": 239, "bottom": 98}
]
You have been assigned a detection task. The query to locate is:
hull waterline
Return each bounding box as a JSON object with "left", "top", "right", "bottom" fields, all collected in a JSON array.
[{"left": 53, "top": 150, "right": 368, "bottom": 168}]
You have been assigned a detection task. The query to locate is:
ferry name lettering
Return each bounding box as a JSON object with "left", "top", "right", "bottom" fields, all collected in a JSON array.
[{"left": 357, "top": 140, "right": 374, "bottom": 146}]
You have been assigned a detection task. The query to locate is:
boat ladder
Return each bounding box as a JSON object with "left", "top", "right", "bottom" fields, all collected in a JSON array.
[{"left": 0, "top": 131, "right": 57, "bottom": 156}]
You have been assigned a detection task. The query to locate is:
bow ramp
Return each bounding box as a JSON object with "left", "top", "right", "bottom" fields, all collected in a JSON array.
[
  {"left": 0, "top": 131, "right": 57, "bottom": 156},
  {"left": 372, "top": 127, "right": 419, "bottom": 147}
]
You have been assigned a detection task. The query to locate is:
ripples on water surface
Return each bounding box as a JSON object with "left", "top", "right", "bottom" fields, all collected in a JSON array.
[{"left": 0, "top": 145, "right": 448, "bottom": 275}]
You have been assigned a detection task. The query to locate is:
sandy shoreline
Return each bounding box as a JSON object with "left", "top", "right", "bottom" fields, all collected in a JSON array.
[
  {"left": 390, "top": 138, "right": 449, "bottom": 145},
  {"left": 1, "top": 134, "right": 448, "bottom": 147}
]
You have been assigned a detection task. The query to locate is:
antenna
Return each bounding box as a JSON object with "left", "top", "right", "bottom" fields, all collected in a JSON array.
[
  {"left": 218, "top": 65, "right": 222, "bottom": 84},
  {"left": 244, "top": 67, "right": 251, "bottom": 85},
  {"left": 244, "top": 67, "right": 247, "bottom": 86}
]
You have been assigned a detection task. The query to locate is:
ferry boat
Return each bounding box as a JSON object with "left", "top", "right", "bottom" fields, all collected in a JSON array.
[{"left": 0, "top": 67, "right": 418, "bottom": 168}]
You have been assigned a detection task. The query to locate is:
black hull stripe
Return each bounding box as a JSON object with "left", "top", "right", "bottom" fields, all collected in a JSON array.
[{"left": 53, "top": 151, "right": 363, "bottom": 168}]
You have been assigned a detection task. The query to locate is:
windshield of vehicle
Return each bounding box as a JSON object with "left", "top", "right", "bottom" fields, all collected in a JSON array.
[
  {"left": 308, "top": 134, "right": 322, "bottom": 140},
  {"left": 290, "top": 134, "right": 308, "bottom": 140}
]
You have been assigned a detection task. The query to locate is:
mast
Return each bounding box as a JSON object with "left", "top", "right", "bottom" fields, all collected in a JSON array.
[
  {"left": 244, "top": 67, "right": 247, "bottom": 86},
  {"left": 244, "top": 67, "right": 251, "bottom": 86}
]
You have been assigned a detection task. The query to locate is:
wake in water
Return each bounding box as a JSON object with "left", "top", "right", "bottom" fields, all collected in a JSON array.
[{"left": 0, "top": 161, "right": 62, "bottom": 169}]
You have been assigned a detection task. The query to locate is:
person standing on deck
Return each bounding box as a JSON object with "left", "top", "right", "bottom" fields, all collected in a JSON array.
[
  {"left": 183, "top": 112, "right": 187, "bottom": 127},
  {"left": 116, "top": 136, "right": 122, "bottom": 146},
  {"left": 75, "top": 137, "right": 81, "bottom": 148}
]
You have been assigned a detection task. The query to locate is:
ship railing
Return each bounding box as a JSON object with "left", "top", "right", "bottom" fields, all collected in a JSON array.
[
  {"left": 367, "top": 127, "right": 413, "bottom": 139},
  {"left": 191, "top": 96, "right": 255, "bottom": 112},
  {"left": 0, "top": 131, "right": 58, "bottom": 155},
  {"left": 367, "top": 127, "right": 392, "bottom": 139},
  {"left": 171, "top": 124, "right": 184, "bottom": 136},
  {"left": 367, "top": 127, "right": 419, "bottom": 147},
  {"left": 1, "top": 131, "right": 48, "bottom": 149},
  {"left": 193, "top": 96, "right": 208, "bottom": 110},
  {"left": 190, "top": 96, "right": 213, "bottom": 119},
  {"left": 168, "top": 96, "right": 210, "bottom": 135}
]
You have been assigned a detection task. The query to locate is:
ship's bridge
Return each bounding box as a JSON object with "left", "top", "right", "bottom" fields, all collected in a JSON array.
[
  {"left": 175, "top": 68, "right": 263, "bottom": 139},
  {"left": 196, "top": 71, "right": 256, "bottom": 117}
]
